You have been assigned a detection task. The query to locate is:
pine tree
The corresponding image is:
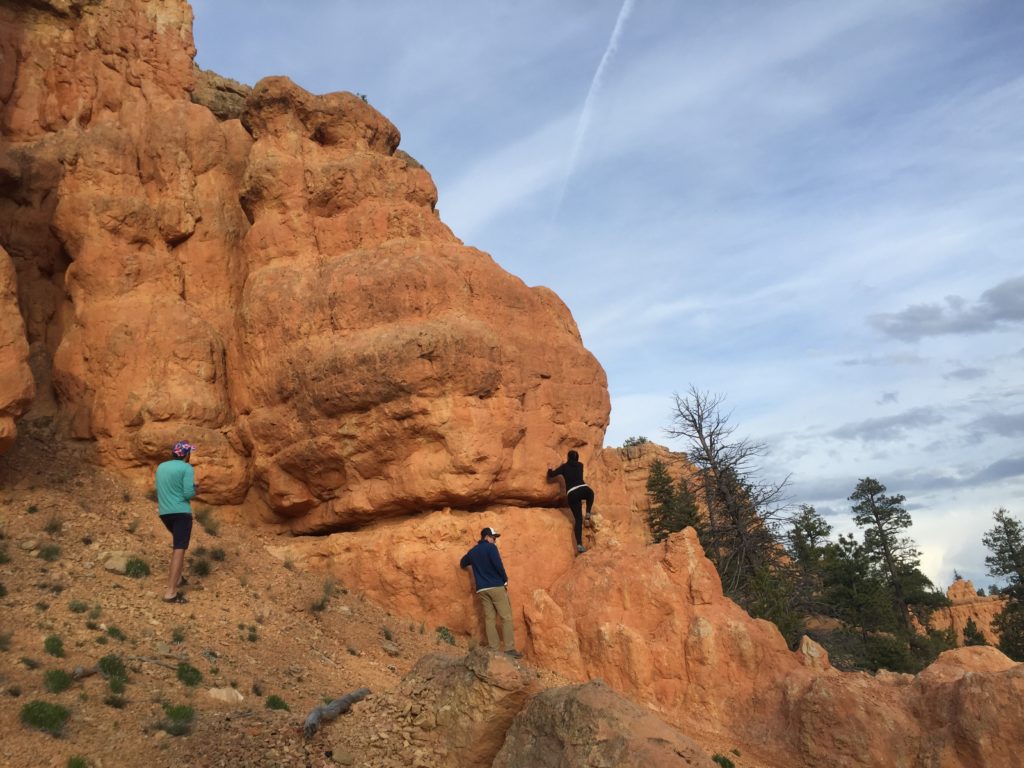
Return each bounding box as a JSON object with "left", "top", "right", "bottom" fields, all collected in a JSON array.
[
  {"left": 981, "top": 508, "right": 1024, "bottom": 660},
  {"left": 645, "top": 459, "right": 701, "bottom": 543},
  {"left": 786, "top": 505, "right": 832, "bottom": 613},
  {"left": 962, "top": 617, "right": 987, "bottom": 647},
  {"left": 848, "top": 478, "right": 922, "bottom": 634}
]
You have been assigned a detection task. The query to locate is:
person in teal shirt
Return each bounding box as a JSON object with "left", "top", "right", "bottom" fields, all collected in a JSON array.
[{"left": 155, "top": 440, "right": 198, "bottom": 603}]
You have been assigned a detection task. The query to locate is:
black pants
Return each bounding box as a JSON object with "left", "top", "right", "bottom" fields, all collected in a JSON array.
[{"left": 567, "top": 486, "right": 595, "bottom": 546}]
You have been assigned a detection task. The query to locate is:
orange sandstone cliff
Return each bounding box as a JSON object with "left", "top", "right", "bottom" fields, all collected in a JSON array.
[
  {"left": 931, "top": 578, "right": 1006, "bottom": 646},
  {"left": 1, "top": 3, "right": 1022, "bottom": 767}
]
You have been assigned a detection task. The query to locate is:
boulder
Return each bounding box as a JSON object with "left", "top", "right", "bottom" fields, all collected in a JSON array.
[
  {"left": 0, "top": 245, "right": 33, "bottom": 453},
  {"left": 492, "top": 680, "right": 716, "bottom": 768}
]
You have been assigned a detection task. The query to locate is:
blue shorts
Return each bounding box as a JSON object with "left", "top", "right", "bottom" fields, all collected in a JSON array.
[{"left": 160, "top": 514, "right": 193, "bottom": 550}]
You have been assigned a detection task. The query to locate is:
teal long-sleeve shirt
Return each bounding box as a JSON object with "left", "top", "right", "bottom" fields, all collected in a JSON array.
[{"left": 155, "top": 459, "right": 196, "bottom": 515}]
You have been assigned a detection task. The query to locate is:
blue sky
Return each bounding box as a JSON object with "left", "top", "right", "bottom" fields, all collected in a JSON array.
[{"left": 190, "top": 0, "right": 1024, "bottom": 589}]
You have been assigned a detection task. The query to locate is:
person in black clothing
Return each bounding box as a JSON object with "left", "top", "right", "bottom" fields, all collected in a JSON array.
[
  {"left": 547, "top": 450, "right": 595, "bottom": 554},
  {"left": 459, "top": 527, "right": 522, "bottom": 658}
]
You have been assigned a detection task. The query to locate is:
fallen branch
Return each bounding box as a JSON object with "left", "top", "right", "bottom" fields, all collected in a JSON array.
[
  {"left": 72, "top": 666, "right": 98, "bottom": 680},
  {"left": 303, "top": 687, "right": 370, "bottom": 739}
]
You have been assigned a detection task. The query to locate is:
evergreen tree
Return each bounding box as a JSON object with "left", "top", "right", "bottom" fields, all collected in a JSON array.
[
  {"left": 848, "top": 478, "right": 922, "bottom": 634},
  {"left": 982, "top": 508, "right": 1024, "bottom": 660},
  {"left": 820, "top": 534, "right": 895, "bottom": 635},
  {"left": 786, "top": 505, "right": 832, "bottom": 613},
  {"left": 645, "top": 459, "right": 701, "bottom": 543},
  {"left": 962, "top": 617, "right": 987, "bottom": 647}
]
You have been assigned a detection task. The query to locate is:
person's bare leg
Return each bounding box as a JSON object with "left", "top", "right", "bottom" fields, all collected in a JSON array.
[{"left": 165, "top": 548, "right": 186, "bottom": 599}]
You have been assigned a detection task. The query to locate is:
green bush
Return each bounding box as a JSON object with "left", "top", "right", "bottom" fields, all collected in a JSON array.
[
  {"left": 265, "top": 694, "right": 289, "bottom": 711},
  {"left": 190, "top": 557, "right": 211, "bottom": 577},
  {"left": 435, "top": 626, "right": 456, "bottom": 646},
  {"left": 69, "top": 600, "right": 88, "bottom": 614},
  {"left": 43, "top": 516, "right": 63, "bottom": 535},
  {"left": 195, "top": 507, "right": 220, "bottom": 536},
  {"left": 712, "top": 755, "right": 736, "bottom": 768},
  {"left": 176, "top": 662, "right": 202, "bottom": 687},
  {"left": 103, "top": 694, "right": 127, "bottom": 709},
  {"left": 210, "top": 547, "right": 226, "bottom": 562},
  {"left": 107, "top": 675, "right": 126, "bottom": 694},
  {"left": 124, "top": 558, "right": 150, "bottom": 578},
  {"left": 97, "top": 653, "right": 126, "bottom": 679},
  {"left": 106, "top": 626, "right": 126, "bottom": 642},
  {"left": 39, "top": 544, "right": 61, "bottom": 562},
  {"left": 160, "top": 703, "right": 194, "bottom": 736},
  {"left": 67, "top": 757, "right": 89, "bottom": 768},
  {"left": 20, "top": 700, "right": 70, "bottom": 736},
  {"left": 43, "top": 635, "right": 65, "bottom": 658},
  {"left": 171, "top": 627, "right": 185, "bottom": 644},
  {"left": 43, "top": 669, "right": 73, "bottom": 693}
]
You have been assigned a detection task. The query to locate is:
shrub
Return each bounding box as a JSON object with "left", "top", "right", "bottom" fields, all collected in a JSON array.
[
  {"left": 43, "top": 516, "right": 63, "bottom": 535},
  {"left": 68, "top": 757, "right": 89, "bottom": 768},
  {"left": 310, "top": 578, "right": 336, "bottom": 613},
  {"left": 0, "top": 583, "right": 7, "bottom": 598},
  {"left": 622, "top": 435, "right": 650, "bottom": 448},
  {"left": 20, "top": 700, "right": 70, "bottom": 736},
  {"left": 265, "top": 694, "right": 289, "bottom": 711},
  {"left": 88, "top": 605, "right": 102, "bottom": 620},
  {"left": 190, "top": 557, "right": 211, "bottom": 577},
  {"left": 106, "top": 626, "right": 126, "bottom": 642},
  {"left": 124, "top": 558, "right": 150, "bottom": 578},
  {"left": 176, "top": 662, "right": 202, "bottom": 687},
  {"left": 69, "top": 600, "right": 88, "bottom": 614},
  {"left": 171, "top": 627, "right": 185, "bottom": 644},
  {"left": 246, "top": 626, "right": 258, "bottom": 643},
  {"left": 160, "top": 703, "right": 194, "bottom": 736},
  {"left": 43, "top": 669, "right": 73, "bottom": 693},
  {"left": 108, "top": 675, "right": 126, "bottom": 694},
  {"left": 103, "top": 694, "right": 127, "bottom": 709},
  {"left": 43, "top": 635, "right": 65, "bottom": 657},
  {"left": 381, "top": 626, "right": 393, "bottom": 642},
  {"left": 435, "top": 626, "right": 455, "bottom": 646},
  {"left": 0, "top": 543, "right": 9, "bottom": 563},
  {"left": 195, "top": 507, "right": 219, "bottom": 536},
  {"left": 26, "top": 504, "right": 38, "bottom": 514},
  {"left": 39, "top": 544, "right": 61, "bottom": 562},
  {"left": 210, "top": 547, "right": 226, "bottom": 562},
  {"left": 0, "top": 631, "right": 10, "bottom": 651},
  {"left": 712, "top": 756, "right": 736, "bottom": 768},
  {"left": 98, "top": 654, "right": 126, "bottom": 679}
]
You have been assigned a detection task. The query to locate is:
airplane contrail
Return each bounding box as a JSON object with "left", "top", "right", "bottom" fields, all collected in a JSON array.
[{"left": 548, "top": 0, "right": 637, "bottom": 234}]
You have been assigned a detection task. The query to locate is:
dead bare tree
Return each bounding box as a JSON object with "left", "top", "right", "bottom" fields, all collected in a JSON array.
[{"left": 666, "top": 386, "right": 790, "bottom": 601}]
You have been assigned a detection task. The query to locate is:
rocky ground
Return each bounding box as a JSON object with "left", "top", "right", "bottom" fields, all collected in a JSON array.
[{"left": 1, "top": 421, "right": 744, "bottom": 768}]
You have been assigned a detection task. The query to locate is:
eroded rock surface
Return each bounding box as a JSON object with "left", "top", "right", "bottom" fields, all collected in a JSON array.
[
  {"left": 930, "top": 578, "right": 1006, "bottom": 645},
  {"left": 0, "top": 0, "right": 608, "bottom": 524},
  {"left": 0, "top": 245, "right": 33, "bottom": 452},
  {"left": 492, "top": 680, "right": 716, "bottom": 768}
]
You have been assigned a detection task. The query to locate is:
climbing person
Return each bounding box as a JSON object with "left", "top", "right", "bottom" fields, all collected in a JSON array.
[
  {"left": 547, "top": 449, "right": 595, "bottom": 554},
  {"left": 154, "top": 440, "right": 198, "bottom": 604},
  {"left": 459, "top": 527, "right": 523, "bottom": 658}
]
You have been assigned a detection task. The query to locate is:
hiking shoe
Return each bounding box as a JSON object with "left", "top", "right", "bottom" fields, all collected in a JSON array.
[
  {"left": 576, "top": 544, "right": 587, "bottom": 554},
  {"left": 505, "top": 649, "right": 523, "bottom": 659}
]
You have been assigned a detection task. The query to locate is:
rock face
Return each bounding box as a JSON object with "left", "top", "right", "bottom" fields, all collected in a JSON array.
[
  {"left": 492, "top": 680, "right": 716, "bottom": 768},
  {"left": 930, "top": 578, "right": 1006, "bottom": 646},
  {"left": 0, "top": 245, "right": 33, "bottom": 453},
  {"left": 0, "top": 0, "right": 608, "bottom": 523}
]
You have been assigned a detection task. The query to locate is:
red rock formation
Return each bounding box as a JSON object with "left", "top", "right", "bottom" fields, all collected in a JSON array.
[
  {"left": 0, "top": 245, "right": 34, "bottom": 452},
  {"left": 930, "top": 578, "right": 1006, "bottom": 646},
  {"left": 493, "top": 680, "right": 716, "bottom": 768},
  {"left": 0, "top": 0, "right": 608, "bottom": 521}
]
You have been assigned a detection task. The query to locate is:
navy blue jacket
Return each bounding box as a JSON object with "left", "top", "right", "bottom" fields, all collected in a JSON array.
[{"left": 460, "top": 539, "right": 508, "bottom": 592}]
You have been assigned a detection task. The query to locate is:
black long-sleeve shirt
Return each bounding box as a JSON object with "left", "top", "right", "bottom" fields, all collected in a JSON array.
[{"left": 548, "top": 460, "right": 585, "bottom": 489}]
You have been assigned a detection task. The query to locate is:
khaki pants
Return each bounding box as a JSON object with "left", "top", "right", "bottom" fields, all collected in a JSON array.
[{"left": 477, "top": 586, "right": 515, "bottom": 652}]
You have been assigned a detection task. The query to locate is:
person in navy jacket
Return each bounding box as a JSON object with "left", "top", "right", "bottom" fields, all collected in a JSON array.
[{"left": 460, "top": 527, "right": 522, "bottom": 658}]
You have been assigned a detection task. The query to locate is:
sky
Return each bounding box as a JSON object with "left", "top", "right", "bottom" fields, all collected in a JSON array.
[{"left": 190, "top": 0, "right": 1024, "bottom": 589}]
